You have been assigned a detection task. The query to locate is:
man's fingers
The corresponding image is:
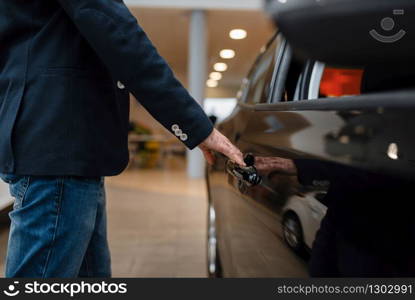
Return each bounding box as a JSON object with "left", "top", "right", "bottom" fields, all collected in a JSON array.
[
  {"left": 231, "top": 152, "right": 245, "bottom": 167},
  {"left": 221, "top": 143, "right": 245, "bottom": 167},
  {"left": 199, "top": 128, "right": 245, "bottom": 167}
]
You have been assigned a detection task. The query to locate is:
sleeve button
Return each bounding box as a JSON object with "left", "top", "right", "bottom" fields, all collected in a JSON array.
[
  {"left": 171, "top": 124, "right": 179, "bottom": 131},
  {"left": 180, "top": 134, "right": 188, "bottom": 141}
]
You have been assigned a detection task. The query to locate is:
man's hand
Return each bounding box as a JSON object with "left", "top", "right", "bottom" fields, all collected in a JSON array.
[{"left": 199, "top": 129, "right": 245, "bottom": 167}]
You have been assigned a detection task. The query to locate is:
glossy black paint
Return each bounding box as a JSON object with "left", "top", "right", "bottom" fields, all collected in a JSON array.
[{"left": 206, "top": 35, "right": 415, "bottom": 277}]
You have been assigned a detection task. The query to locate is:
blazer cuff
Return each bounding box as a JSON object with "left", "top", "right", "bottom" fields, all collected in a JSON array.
[{"left": 170, "top": 119, "right": 214, "bottom": 150}]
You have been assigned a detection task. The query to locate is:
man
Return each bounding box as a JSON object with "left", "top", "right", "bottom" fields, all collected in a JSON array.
[{"left": 0, "top": 1, "right": 244, "bottom": 277}]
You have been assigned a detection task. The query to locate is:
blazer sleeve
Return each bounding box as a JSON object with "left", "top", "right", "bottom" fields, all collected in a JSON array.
[{"left": 56, "top": 0, "right": 213, "bottom": 149}]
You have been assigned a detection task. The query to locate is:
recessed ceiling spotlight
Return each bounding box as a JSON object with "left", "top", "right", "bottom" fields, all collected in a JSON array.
[
  {"left": 206, "top": 79, "right": 218, "bottom": 88},
  {"left": 213, "top": 62, "right": 228, "bottom": 72},
  {"left": 230, "top": 29, "right": 247, "bottom": 40},
  {"left": 220, "top": 49, "right": 235, "bottom": 59},
  {"left": 209, "top": 72, "right": 223, "bottom": 81}
]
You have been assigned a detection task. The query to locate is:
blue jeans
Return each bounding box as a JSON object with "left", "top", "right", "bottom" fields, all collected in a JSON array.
[{"left": 0, "top": 174, "right": 111, "bottom": 278}]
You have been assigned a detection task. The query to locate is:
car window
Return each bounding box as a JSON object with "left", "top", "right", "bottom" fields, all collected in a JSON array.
[
  {"left": 302, "top": 60, "right": 415, "bottom": 101},
  {"left": 244, "top": 35, "right": 283, "bottom": 104},
  {"left": 269, "top": 44, "right": 307, "bottom": 103},
  {"left": 319, "top": 67, "right": 364, "bottom": 98},
  {"left": 280, "top": 58, "right": 307, "bottom": 102},
  {"left": 307, "top": 62, "right": 364, "bottom": 99}
]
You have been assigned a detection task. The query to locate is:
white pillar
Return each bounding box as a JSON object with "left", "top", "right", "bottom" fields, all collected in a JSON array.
[{"left": 187, "top": 10, "right": 207, "bottom": 179}]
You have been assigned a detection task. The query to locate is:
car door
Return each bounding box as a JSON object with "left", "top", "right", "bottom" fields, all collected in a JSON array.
[
  {"left": 209, "top": 33, "right": 415, "bottom": 277},
  {"left": 223, "top": 41, "right": 313, "bottom": 277},
  {"left": 208, "top": 34, "right": 310, "bottom": 277}
]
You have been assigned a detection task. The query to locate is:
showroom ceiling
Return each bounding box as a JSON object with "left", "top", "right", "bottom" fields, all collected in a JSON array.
[{"left": 129, "top": 7, "right": 275, "bottom": 97}]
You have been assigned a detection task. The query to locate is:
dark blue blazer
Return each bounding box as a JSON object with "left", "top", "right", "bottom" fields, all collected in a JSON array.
[{"left": 0, "top": 0, "right": 213, "bottom": 176}]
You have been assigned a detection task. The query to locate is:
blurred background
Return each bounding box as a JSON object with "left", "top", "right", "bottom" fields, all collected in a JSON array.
[{"left": 0, "top": 0, "right": 274, "bottom": 277}]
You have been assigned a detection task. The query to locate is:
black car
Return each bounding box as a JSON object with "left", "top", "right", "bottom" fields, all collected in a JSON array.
[{"left": 207, "top": 0, "right": 415, "bottom": 277}]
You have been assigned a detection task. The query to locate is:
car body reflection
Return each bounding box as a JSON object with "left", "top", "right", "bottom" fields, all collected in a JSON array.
[{"left": 206, "top": 32, "right": 415, "bottom": 277}]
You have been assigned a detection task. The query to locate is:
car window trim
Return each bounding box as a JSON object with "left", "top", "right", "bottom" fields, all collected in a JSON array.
[
  {"left": 251, "top": 89, "right": 415, "bottom": 112},
  {"left": 298, "top": 61, "right": 313, "bottom": 100},
  {"left": 270, "top": 40, "right": 291, "bottom": 103},
  {"left": 308, "top": 61, "right": 325, "bottom": 100},
  {"left": 293, "top": 71, "right": 303, "bottom": 101},
  {"left": 241, "top": 32, "right": 281, "bottom": 105},
  {"left": 268, "top": 36, "right": 288, "bottom": 103}
]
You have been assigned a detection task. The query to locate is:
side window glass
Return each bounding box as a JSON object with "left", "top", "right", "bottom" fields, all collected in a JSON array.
[
  {"left": 307, "top": 62, "right": 364, "bottom": 99},
  {"left": 281, "top": 58, "right": 307, "bottom": 102},
  {"left": 245, "top": 35, "right": 282, "bottom": 104},
  {"left": 319, "top": 67, "right": 364, "bottom": 98},
  {"left": 269, "top": 44, "right": 307, "bottom": 103},
  {"left": 310, "top": 64, "right": 415, "bottom": 98}
]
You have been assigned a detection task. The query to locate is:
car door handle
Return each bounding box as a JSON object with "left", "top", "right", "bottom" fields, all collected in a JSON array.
[{"left": 226, "top": 158, "right": 262, "bottom": 187}]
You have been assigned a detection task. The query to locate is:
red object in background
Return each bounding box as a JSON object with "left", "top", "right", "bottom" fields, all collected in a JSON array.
[{"left": 320, "top": 68, "right": 364, "bottom": 97}]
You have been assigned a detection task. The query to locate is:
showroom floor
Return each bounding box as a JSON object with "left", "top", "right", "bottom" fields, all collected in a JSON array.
[{"left": 0, "top": 168, "right": 208, "bottom": 278}]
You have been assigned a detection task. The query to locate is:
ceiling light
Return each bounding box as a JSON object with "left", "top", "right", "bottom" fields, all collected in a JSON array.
[
  {"left": 220, "top": 49, "right": 235, "bottom": 59},
  {"left": 206, "top": 79, "right": 218, "bottom": 88},
  {"left": 213, "top": 62, "right": 228, "bottom": 72},
  {"left": 230, "top": 29, "right": 247, "bottom": 40},
  {"left": 209, "top": 72, "right": 223, "bottom": 81}
]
